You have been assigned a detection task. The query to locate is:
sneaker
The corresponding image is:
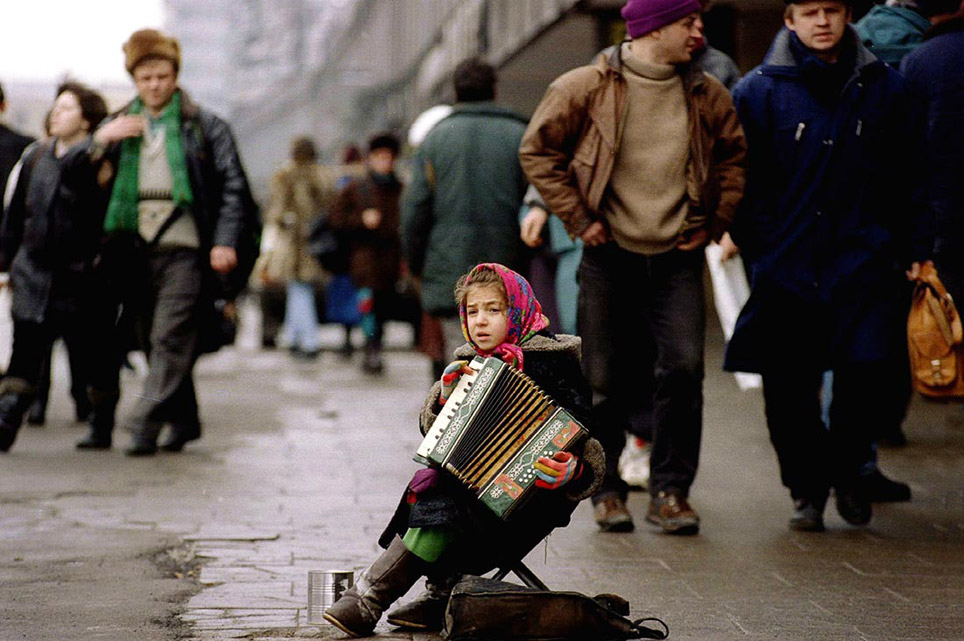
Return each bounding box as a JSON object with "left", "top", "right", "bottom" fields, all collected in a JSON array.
[
  {"left": 646, "top": 491, "right": 700, "bottom": 535},
  {"left": 618, "top": 436, "right": 650, "bottom": 491},
  {"left": 592, "top": 495, "right": 634, "bottom": 533},
  {"left": 858, "top": 469, "right": 911, "bottom": 503},
  {"left": 789, "top": 498, "right": 826, "bottom": 532}
]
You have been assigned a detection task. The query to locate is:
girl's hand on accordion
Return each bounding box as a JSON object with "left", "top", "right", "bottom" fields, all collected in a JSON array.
[
  {"left": 534, "top": 451, "right": 583, "bottom": 490},
  {"left": 439, "top": 360, "right": 473, "bottom": 405}
]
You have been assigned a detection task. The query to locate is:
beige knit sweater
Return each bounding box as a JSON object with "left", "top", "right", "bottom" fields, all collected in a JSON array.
[{"left": 601, "top": 43, "right": 690, "bottom": 255}]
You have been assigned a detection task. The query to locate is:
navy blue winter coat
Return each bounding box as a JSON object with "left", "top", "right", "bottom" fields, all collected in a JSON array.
[
  {"left": 901, "top": 14, "right": 964, "bottom": 301},
  {"left": 724, "top": 28, "right": 931, "bottom": 373}
]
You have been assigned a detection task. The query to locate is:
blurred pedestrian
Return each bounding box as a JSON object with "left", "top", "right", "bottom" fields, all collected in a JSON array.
[
  {"left": 520, "top": 0, "right": 747, "bottom": 535},
  {"left": 723, "top": 0, "right": 931, "bottom": 531},
  {"left": 901, "top": 3, "right": 964, "bottom": 303},
  {"left": 261, "top": 136, "right": 335, "bottom": 359},
  {"left": 91, "top": 28, "right": 259, "bottom": 456},
  {"left": 330, "top": 133, "right": 403, "bottom": 374},
  {"left": 402, "top": 57, "right": 529, "bottom": 376},
  {"left": 0, "top": 81, "right": 34, "bottom": 206},
  {"left": 0, "top": 82, "right": 109, "bottom": 452}
]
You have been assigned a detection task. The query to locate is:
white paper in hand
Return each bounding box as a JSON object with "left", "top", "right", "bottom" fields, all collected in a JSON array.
[{"left": 705, "top": 243, "right": 762, "bottom": 391}]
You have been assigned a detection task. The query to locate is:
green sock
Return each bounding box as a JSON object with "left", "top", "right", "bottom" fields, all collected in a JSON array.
[{"left": 402, "top": 527, "right": 454, "bottom": 563}]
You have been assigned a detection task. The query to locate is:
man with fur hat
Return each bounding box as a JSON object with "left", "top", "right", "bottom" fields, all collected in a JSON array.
[
  {"left": 520, "top": 0, "right": 747, "bottom": 535},
  {"left": 87, "top": 28, "right": 258, "bottom": 455},
  {"left": 721, "top": 1, "right": 931, "bottom": 531}
]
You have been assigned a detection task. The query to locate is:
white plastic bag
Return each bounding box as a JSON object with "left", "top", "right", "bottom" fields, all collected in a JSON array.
[
  {"left": 0, "top": 284, "right": 12, "bottom": 371},
  {"left": 705, "top": 243, "right": 762, "bottom": 391}
]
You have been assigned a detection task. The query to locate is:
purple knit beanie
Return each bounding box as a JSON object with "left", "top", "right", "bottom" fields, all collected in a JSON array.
[{"left": 621, "top": 0, "right": 703, "bottom": 38}]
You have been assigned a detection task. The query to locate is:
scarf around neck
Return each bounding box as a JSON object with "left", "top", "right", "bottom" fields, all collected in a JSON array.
[
  {"left": 458, "top": 263, "right": 550, "bottom": 370},
  {"left": 103, "top": 90, "right": 194, "bottom": 233}
]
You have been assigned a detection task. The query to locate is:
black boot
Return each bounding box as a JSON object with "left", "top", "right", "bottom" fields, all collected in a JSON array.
[
  {"left": 386, "top": 572, "right": 460, "bottom": 631},
  {"left": 25, "top": 397, "right": 46, "bottom": 426},
  {"left": 324, "top": 536, "right": 426, "bottom": 637},
  {"left": 160, "top": 421, "right": 202, "bottom": 452},
  {"left": 0, "top": 378, "right": 36, "bottom": 453},
  {"left": 76, "top": 388, "right": 118, "bottom": 450},
  {"left": 361, "top": 343, "right": 384, "bottom": 375}
]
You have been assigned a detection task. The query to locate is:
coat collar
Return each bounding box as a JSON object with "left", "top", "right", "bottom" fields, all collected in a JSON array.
[
  {"left": 448, "top": 101, "right": 528, "bottom": 125},
  {"left": 762, "top": 26, "right": 881, "bottom": 81},
  {"left": 602, "top": 41, "right": 707, "bottom": 92},
  {"left": 116, "top": 88, "right": 199, "bottom": 122},
  {"left": 453, "top": 333, "right": 582, "bottom": 362}
]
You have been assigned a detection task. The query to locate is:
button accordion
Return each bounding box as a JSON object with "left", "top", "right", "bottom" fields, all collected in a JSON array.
[{"left": 415, "top": 356, "right": 588, "bottom": 519}]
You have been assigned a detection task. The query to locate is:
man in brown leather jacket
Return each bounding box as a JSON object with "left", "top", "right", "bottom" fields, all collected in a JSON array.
[{"left": 519, "top": 0, "right": 746, "bottom": 535}]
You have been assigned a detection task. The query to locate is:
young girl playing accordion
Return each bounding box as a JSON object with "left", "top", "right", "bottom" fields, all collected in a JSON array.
[{"left": 325, "top": 262, "right": 604, "bottom": 637}]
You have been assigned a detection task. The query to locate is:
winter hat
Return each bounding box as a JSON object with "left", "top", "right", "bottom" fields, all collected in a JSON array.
[
  {"left": 621, "top": 0, "right": 703, "bottom": 38},
  {"left": 123, "top": 29, "right": 181, "bottom": 74}
]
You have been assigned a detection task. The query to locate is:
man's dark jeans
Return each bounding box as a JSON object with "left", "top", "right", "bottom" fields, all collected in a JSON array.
[{"left": 578, "top": 242, "right": 705, "bottom": 501}]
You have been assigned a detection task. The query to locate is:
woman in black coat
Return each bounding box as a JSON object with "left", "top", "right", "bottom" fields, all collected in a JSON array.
[{"left": 0, "top": 82, "right": 110, "bottom": 452}]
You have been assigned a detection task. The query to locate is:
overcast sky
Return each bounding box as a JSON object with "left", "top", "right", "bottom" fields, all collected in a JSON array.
[{"left": 0, "top": 0, "right": 165, "bottom": 85}]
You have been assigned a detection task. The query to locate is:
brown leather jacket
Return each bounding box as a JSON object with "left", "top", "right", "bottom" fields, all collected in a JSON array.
[{"left": 519, "top": 46, "right": 747, "bottom": 242}]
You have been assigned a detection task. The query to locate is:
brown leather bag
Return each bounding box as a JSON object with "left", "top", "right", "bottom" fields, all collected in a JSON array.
[{"left": 907, "top": 263, "right": 964, "bottom": 399}]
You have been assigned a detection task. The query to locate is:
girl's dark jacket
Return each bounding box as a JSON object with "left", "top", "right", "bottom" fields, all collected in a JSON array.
[
  {"left": 724, "top": 27, "right": 932, "bottom": 373},
  {"left": 379, "top": 333, "right": 605, "bottom": 574},
  {"left": 1, "top": 140, "right": 108, "bottom": 323}
]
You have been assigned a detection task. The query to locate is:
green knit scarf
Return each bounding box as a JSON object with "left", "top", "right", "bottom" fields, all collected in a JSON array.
[{"left": 103, "top": 90, "right": 194, "bottom": 233}]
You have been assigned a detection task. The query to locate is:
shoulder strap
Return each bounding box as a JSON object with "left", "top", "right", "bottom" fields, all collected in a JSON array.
[{"left": 916, "top": 264, "right": 963, "bottom": 346}]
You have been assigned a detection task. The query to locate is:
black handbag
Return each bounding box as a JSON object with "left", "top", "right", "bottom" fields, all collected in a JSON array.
[
  {"left": 307, "top": 214, "right": 350, "bottom": 274},
  {"left": 443, "top": 576, "right": 668, "bottom": 641}
]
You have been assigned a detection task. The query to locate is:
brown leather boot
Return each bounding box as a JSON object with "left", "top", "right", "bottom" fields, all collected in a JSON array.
[
  {"left": 323, "top": 537, "right": 426, "bottom": 637},
  {"left": 386, "top": 572, "right": 460, "bottom": 630}
]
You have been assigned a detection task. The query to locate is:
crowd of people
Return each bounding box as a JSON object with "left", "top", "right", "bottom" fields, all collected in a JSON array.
[
  {"left": 0, "top": 28, "right": 259, "bottom": 456},
  {"left": 1, "top": 0, "right": 963, "bottom": 633}
]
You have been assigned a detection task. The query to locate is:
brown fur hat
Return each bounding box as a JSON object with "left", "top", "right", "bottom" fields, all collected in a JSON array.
[{"left": 123, "top": 29, "right": 181, "bottom": 74}]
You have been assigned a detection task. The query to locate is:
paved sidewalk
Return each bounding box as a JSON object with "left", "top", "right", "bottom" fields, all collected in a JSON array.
[{"left": 2, "top": 320, "right": 963, "bottom": 640}]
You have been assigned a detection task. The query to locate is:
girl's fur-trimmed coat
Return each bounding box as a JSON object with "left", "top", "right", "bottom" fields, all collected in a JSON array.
[{"left": 379, "top": 332, "right": 605, "bottom": 574}]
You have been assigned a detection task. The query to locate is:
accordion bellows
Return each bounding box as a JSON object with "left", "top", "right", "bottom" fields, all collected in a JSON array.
[{"left": 416, "top": 356, "right": 588, "bottom": 519}]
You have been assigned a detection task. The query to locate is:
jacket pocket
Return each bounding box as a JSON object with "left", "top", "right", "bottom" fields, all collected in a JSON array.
[{"left": 570, "top": 122, "right": 603, "bottom": 201}]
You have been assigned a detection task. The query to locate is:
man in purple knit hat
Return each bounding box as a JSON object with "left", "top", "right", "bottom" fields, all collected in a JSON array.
[{"left": 520, "top": 0, "right": 746, "bottom": 534}]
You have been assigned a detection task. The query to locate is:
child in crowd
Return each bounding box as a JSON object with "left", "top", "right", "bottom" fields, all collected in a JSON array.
[{"left": 324, "top": 262, "right": 604, "bottom": 637}]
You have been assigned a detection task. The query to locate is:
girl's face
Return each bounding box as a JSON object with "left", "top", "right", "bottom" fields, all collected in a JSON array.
[
  {"left": 465, "top": 285, "right": 508, "bottom": 352},
  {"left": 49, "top": 91, "right": 88, "bottom": 140}
]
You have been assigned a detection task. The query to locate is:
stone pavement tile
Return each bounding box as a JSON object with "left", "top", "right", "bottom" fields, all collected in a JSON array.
[
  {"left": 187, "top": 609, "right": 300, "bottom": 629},
  {"left": 188, "top": 582, "right": 301, "bottom": 608}
]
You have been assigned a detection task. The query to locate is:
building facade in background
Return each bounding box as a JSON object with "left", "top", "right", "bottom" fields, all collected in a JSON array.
[{"left": 163, "top": 0, "right": 786, "bottom": 200}]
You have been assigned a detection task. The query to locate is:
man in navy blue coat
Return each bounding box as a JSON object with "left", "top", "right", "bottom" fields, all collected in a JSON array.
[
  {"left": 720, "top": 0, "right": 932, "bottom": 532},
  {"left": 901, "top": 6, "right": 964, "bottom": 305}
]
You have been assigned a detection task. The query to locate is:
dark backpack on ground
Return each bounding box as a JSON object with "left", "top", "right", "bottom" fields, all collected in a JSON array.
[{"left": 443, "top": 576, "right": 668, "bottom": 641}]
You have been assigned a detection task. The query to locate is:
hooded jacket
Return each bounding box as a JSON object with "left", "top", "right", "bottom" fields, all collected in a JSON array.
[
  {"left": 724, "top": 27, "right": 931, "bottom": 373},
  {"left": 401, "top": 102, "right": 529, "bottom": 315},
  {"left": 855, "top": 4, "right": 930, "bottom": 66}
]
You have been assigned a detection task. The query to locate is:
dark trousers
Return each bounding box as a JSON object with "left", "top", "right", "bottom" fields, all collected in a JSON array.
[
  {"left": 578, "top": 243, "right": 706, "bottom": 500},
  {"left": 762, "top": 363, "right": 880, "bottom": 501},
  {"left": 7, "top": 310, "right": 94, "bottom": 396},
  {"left": 126, "top": 248, "right": 204, "bottom": 438}
]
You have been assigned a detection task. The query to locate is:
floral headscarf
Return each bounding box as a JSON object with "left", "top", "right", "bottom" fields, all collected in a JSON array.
[{"left": 458, "top": 263, "right": 549, "bottom": 370}]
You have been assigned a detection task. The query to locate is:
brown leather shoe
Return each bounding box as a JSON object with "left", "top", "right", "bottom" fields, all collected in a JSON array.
[
  {"left": 646, "top": 491, "right": 700, "bottom": 535},
  {"left": 592, "top": 494, "right": 634, "bottom": 532}
]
